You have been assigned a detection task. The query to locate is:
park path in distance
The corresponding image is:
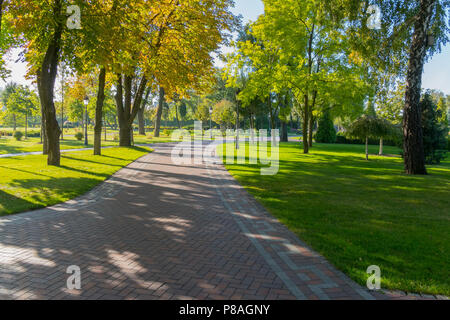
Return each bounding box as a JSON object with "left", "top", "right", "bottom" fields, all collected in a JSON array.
[{"left": 0, "top": 142, "right": 412, "bottom": 300}]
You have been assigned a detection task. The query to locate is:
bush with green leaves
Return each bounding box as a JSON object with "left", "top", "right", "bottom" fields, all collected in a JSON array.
[
  {"left": 74, "top": 132, "right": 84, "bottom": 141},
  {"left": 13, "top": 131, "right": 24, "bottom": 141},
  {"left": 315, "top": 110, "right": 336, "bottom": 143},
  {"left": 420, "top": 93, "right": 448, "bottom": 164}
]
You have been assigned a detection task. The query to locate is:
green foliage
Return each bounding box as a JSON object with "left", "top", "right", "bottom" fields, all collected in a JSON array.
[
  {"left": 13, "top": 131, "right": 23, "bottom": 141},
  {"left": 212, "top": 99, "right": 236, "bottom": 130},
  {"left": 178, "top": 101, "right": 187, "bottom": 120},
  {"left": 421, "top": 93, "right": 449, "bottom": 164},
  {"left": 315, "top": 111, "right": 336, "bottom": 143},
  {"left": 74, "top": 132, "right": 83, "bottom": 141},
  {"left": 346, "top": 115, "right": 395, "bottom": 140}
]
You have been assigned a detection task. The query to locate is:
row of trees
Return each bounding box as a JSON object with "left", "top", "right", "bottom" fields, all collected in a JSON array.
[
  {"left": 0, "top": 0, "right": 237, "bottom": 165},
  {"left": 222, "top": 0, "right": 449, "bottom": 175}
]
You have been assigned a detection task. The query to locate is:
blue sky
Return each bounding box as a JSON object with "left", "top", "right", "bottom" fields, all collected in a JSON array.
[{"left": 3, "top": 0, "right": 449, "bottom": 94}]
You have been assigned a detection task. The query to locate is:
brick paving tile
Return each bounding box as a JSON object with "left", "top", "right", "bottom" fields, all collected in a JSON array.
[{"left": 0, "top": 143, "right": 442, "bottom": 300}]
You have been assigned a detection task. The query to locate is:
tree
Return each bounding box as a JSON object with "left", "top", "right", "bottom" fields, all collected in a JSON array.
[
  {"left": 195, "top": 99, "right": 213, "bottom": 126},
  {"left": 114, "top": 0, "right": 235, "bottom": 144},
  {"left": 346, "top": 115, "right": 394, "bottom": 160},
  {"left": 179, "top": 101, "right": 187, "bottom": 128},
  {"left": 421, "top": 93, "right": 448, "bottom": 164},
  {"left": 6, "top": 85, "right": 39, "bottom": 138},
  {"left": 229, "top": 0, "right": 369, "bottom": 154},
  {"left": 154, "top": 87, "right": 165, "bottom": 138},
  {"left": 315, "top": 110, "right": 337, "bottom": 143},
  {"left": 1, "top": 82, "right": 17, "bottom": 130},
  {"left": 138, "top": 87, "right": 151, "bottom": 135},
  {"left": 340, "top": 0, "right": 450, "bottom": 174},
  {"left": 212, "top": 99, "right": 236, "bottom": 132},
  {"left": 403, "top": 0, "right": 437, "bottom": 175}
]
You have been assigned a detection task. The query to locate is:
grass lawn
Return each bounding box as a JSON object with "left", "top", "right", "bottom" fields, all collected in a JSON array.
[
  {"left": 0, "top": 134, "right": 174, "bottom": 155},
  {"left": 219, "top": 142, "right": 450, "bottom": 296},
  {"left": 0, "top": 146, "right": 151, "bottom": 216}
]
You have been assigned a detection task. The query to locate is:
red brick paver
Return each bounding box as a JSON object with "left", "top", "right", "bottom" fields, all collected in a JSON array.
[{"left": 0, "top": 143, "right": 438, "bottom": 300}]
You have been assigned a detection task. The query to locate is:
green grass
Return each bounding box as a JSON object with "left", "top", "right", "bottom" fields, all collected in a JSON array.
[
  {"left": 0, "top": 134, "right": 175, "bottom": 155},
  {"left": 0, "top": 146, "right": 151, "bottom": 216},
  {"left": 219, "top": 142, "right": 450, "bottom": 296}
]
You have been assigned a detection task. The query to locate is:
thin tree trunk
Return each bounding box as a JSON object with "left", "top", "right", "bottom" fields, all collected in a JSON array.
[
  {"left": 37, "top": 1, "right": 63, "bottom": 166},
  {"left": 138, "top": 87, "right": 150, "bottom": 136},
  {"left": 60, "top": 105, "right": 64, "bottom": 140},
  {"left": 308, "top": 115, "right": 314, "bottom": 148},
  {"left": 104, "top": 114, "right": 107, "bottom": 141},
  {"left": 25, "top": 110, "right": 28, "bottom": 139},
  {"left": 365, "top": 136, "right": 369, "bottom": 161},
  {"left": 115, "top": 74, "right": 147, "bottom": 145},
  {"left": 94, "top": 67, "right": 106, "bottom": 155},
  {"left": 138, "top": 108, "right": 145, "bottom": 135},
  {"left": 403, "top": 0, "right": 435, "bottom": 175},
  {"left": 379, "top": 137, "right": 384, "bottom": 155},
  {"left": 302, "top": 94, "right": 309, "bottom": 154},
  {"left": 236, "top": 91, "right": 240, "bottom": 150},
  {"left": 281, "top": 121, "right": 288, "bottom": 142},
  {"left": 175, "top": 105, "right": 181, "bottom": 129},
  {"left": 37, "top": 75, "right": 48, "bottom": 153},
  {"left": 154, "top": 87, "right": 165, "bottom": 137},
  {"left": 13, "top": 114, "right": 16, "bottom": 132}
]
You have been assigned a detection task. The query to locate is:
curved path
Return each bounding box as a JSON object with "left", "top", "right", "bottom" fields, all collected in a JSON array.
[{"left": 0, "top": 143, "right": 414, "bottom": 300}]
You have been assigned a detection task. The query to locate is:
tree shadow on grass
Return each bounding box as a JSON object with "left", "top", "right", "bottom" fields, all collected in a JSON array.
[
  {"left": 0, "top": 177, "right": 104, "bottom": 216},
  {"left": 0, "top": 190, "right": 38, "bottom": 216}
]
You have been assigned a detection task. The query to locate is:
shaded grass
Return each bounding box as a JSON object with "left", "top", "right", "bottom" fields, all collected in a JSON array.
[
  {"left": 0, "top": 134, "right": 174, "bottom": 155},
  {"left": 219, "top": 142, "right": 450, "bottom": 296},
  {"left": 0, "top": 146, "right": 151, "bottom": 216}
]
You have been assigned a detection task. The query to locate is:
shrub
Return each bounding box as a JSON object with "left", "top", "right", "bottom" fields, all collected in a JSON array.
[
  {"left": 315, "top": 111, "right": 336, "bottom": 143},
  {"left": 13, "top": 131, "right": 24, "bottom": 141},
  {"left": 162, "top": 129, "right": 171, "bottom": 137},
  {"left": 113, "top": 134, "right": 120, "bottom": 141},
  {"left": 74, "top": 132, "right": 84, "bottom": 141}
]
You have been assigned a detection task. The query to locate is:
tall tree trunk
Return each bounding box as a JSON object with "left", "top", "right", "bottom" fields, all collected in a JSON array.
[
  {"left": 13, "top": 114, "right": 16, "bottom": 132},
  {"left": 281, "top": 121, "right": 288, "bottom": 142},
  {"left": 115, "top": 74, "right": 147, "bottom": 145},
  {"left": 154, "top": 87, "right": 165, "bottom": 137},
  {"left": 115, "top": 74, "right": 131, "bottom": 146},
  {"left": 309, "top": 90, "right": 318, "bottom": 148},
  {"left": 60, "top": 105, "right": 64, "bottom": 140},
  {"left": 37, "top": 74, "right": 48, "bottom": 154},
  {"left": 138, "top": 87, "right": 150, "bottom": 136},
  {"left": 236, "top": 90, "right": 241, "bottom": 150},
  {"left": 365, "top": 136, "right": 369, "bottom": 161},
  {"left": 138, "top": 108, "right": 145, "bottom": 135},
  {"left": 302, "top": 94, "right": 309, "bottom": 154},
  {"left": 103, "top": 114, "right": 107, "bottom": 141},
  {"left": 25, "top": 110, "right": 28, "bottom": 139},
  {"left": 403, "top": 0, "right": 435, "bottom": 175},
  {"left": 94, "top": 67, "right": 106, "bottom": 155},
  {"left": 175, "top": 105, "right": 181, "bottom": 129},
  {"left": 308, "top": 115, "right": 314, "bottom": 148},
  {"left": 379, "top": 137, "right": 384, "bottom": 155},
  {"left": 37, "top": 1, "right": 63, "bottom": 166}
]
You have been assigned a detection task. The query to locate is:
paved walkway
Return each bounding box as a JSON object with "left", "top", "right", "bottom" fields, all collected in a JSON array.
[{"left": 0, "top": 143, "right": 426, "bottom": 300}]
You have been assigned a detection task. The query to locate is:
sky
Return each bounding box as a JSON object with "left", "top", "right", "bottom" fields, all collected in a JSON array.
[{"left": 2, "top": 0, "right": 449, "bottom": 95}]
